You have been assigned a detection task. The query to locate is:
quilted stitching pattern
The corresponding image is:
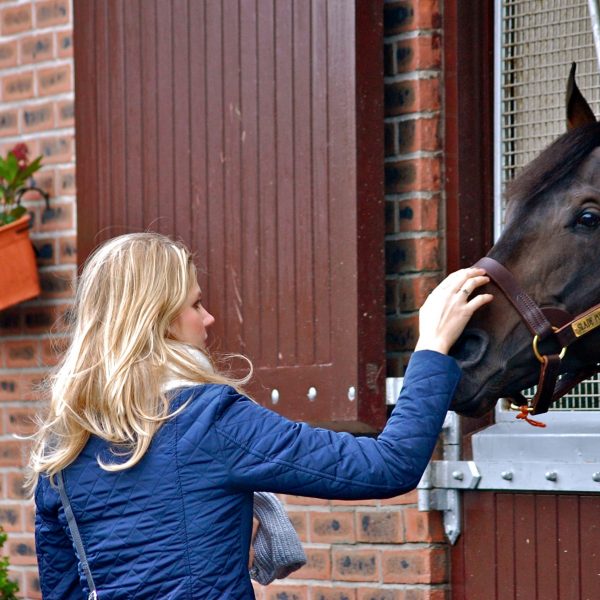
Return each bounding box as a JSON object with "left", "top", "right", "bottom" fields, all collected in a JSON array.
[{"left": 35, "top": 350, "right": 460, "bottom": 598}]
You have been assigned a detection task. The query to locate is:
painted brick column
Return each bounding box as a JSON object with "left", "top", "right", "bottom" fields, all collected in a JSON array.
[
  {"left": 254, "top": 2, "right": 450, "bottom": 600},
  {"left": 0, "top": 0, "right": 74, "bottom": 597}
]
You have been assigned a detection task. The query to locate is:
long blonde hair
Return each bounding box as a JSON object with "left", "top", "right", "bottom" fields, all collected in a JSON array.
[{"left": 27, "top": 232, "right": 250, "bottom": 490}]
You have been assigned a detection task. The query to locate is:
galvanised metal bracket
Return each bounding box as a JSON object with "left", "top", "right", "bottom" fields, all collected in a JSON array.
[{"left": 417, "top": 411, "right": 470, "bottom": 544}]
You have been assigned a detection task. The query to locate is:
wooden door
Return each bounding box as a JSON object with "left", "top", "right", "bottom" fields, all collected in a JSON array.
[{"left": 73, "top": 0, "right": 386, "bottom": 431}]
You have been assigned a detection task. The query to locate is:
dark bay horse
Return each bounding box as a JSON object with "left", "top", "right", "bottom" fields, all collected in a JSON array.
[{"left": 451, "top": 65, "right": 600, "bottom": 417}]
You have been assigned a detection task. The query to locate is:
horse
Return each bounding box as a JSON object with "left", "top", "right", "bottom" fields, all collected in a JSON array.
[{"left": 450, "top": 64, "right": 600, "bottom": 418}]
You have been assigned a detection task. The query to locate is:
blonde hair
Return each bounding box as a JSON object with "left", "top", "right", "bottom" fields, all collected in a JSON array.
[{"left": 27, "top": 232, "right": 250, "bottom": 491}]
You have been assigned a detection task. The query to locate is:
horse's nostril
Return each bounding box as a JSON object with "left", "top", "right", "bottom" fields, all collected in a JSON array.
[{"left": 450, "top": 329, "right": 489, "bottom": 367}]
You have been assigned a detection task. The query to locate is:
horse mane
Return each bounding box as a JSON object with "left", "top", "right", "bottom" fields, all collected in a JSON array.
[{"left": 506, "top": 122, "right": 600, "bottom": 205}]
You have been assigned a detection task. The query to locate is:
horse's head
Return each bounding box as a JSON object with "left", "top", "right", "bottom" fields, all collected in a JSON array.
[{"left": 451, "top": 64, "right": 600, "bottom": 417}]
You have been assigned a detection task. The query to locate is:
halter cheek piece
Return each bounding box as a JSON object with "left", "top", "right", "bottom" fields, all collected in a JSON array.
[{"left": 475, "top": 257, "right": 600, "bottom": 415}]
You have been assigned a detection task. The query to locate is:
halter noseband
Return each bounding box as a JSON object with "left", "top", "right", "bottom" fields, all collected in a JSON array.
[{"left": 474, "top": 257, "right": 600, "bottom": 415}]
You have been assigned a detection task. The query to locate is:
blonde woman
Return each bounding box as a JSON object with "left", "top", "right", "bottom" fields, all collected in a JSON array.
[{"left": 31, "top": 232, "right": 492, "bottom": 599}]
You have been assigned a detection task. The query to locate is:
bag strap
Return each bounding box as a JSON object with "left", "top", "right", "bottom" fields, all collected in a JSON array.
[{"left": 56, "top": 471, "right": 98, "bottom": 600}]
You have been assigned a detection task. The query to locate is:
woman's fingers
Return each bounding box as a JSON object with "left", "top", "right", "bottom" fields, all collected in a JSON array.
[{"left": 414, "top": 268, "right": 493, "bottom": 355}]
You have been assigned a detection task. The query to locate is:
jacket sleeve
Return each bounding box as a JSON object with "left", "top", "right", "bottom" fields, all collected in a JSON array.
[
  {"left": 211, "top": 350, "right": 460, "bottom": 499},
  {"left": 35, "top": 477, "right": 83, "bottom": 600}
]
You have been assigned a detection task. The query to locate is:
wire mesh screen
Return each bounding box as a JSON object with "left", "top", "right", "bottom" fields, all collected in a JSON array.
[{"left": 499, "top": 0, "right": 600, "bottom": 410}]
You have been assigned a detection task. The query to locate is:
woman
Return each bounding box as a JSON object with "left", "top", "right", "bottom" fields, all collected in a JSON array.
[{"left": 31, "top": 232, "right": 492, "bottom": 599}]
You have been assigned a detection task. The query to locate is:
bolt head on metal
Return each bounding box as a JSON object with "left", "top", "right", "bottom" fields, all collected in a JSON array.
[
  {"left": 307, "top": 387, "right": 317, "bottom": 401},
  {"left": 348, "top": 386, "right": 356, "bottom": 401},
  {"left": 452, "top": 470, "right": 464, "bottom": 480},
  {"left": 270, "top": 389, "right": 280, "bottom": 404},
  {"left": 545, "top": 471, "right": 558, "bottom": 482},
  {"left": 501, "top": 471, "right": 513, "bottom": 481},
  {"left": 593, "top": 472, "right": 600, "bottom": 483}
]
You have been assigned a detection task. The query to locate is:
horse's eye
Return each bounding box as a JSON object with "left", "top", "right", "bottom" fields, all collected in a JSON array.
[{"left": 575, "top": 210, "right": 600, "bottom": 230}]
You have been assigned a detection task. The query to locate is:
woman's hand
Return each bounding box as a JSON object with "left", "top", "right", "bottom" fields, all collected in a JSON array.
[{"left": 414, "top": 267, "right": 493, "bottom": 355}]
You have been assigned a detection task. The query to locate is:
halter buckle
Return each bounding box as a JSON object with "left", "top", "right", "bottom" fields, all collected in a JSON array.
[{"left": 532, "top": 327, "right": 567, "bottom": 363}]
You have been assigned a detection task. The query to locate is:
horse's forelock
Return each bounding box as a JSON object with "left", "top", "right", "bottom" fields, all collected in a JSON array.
[{"left": 506, "top": 122, "right": 600, "bottom": 206}]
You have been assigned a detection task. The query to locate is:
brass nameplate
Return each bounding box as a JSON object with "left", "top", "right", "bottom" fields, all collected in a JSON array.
[{"left": 572, "top": 307, "right": 600, "bottom": 337}]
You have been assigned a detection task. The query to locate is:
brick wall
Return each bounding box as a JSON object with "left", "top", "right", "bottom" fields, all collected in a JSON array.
[
  {"left": 0, "top": 0, "right": 74, "bottom": 597},
  {"left": 254, "top": 1, "right": 450, "bottom": 599}
]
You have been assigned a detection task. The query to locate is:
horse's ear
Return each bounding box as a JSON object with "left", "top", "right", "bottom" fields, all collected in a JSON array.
[{"left": 566, "top": 62, "right": 596, "bottom": 130}]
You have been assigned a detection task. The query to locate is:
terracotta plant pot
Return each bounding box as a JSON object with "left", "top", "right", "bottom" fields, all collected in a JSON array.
[{"left": 0, "top": 214, "right": 40, "bottom": 311}]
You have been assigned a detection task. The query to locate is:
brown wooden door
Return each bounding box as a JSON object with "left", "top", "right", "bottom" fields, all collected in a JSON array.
[
  {"left": 73, "top": 0, "right": 385, "bottom": 430},
  {"left": 452, "top": 492, "right": 600, "bottom": 600}
]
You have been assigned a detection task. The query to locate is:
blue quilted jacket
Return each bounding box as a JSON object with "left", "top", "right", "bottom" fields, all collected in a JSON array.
[{"left": 35, "top": 350, "right": 460, "bottom": 599}]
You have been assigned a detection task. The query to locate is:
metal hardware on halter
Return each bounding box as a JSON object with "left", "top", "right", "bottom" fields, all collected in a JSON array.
[
  {"left": 473, "top": 256, "right": 600, "bottom": 415},
  {"left": 532, "top": 328, "right": 567, "bottom": 363}
]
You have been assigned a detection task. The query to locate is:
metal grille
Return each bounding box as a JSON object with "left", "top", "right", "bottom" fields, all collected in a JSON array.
[{"left": 498, "top": 0, "right": 600, "bottom": 410}]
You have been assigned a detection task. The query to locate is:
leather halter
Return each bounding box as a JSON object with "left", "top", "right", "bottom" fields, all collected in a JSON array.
[{"left": 474, "top": 257, "right": 600, "bottom": 415}]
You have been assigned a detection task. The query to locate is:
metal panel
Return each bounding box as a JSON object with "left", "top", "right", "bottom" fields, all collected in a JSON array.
[{"left": 73, "top": 0, "right": 385, "bottom": 430}]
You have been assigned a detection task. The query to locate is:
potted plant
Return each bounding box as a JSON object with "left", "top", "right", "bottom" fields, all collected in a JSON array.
[{"left": 0, "top": 143, "right": 47, "bottom": 311}]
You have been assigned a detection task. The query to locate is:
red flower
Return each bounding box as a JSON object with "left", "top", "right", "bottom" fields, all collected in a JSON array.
[{"left": 10, "top": 143, "right": 29, "bottom": 167}]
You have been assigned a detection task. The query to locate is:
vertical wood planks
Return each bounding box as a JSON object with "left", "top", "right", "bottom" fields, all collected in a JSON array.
[{"left": 73, "top": 0, "right": 386, "bottom": 430}]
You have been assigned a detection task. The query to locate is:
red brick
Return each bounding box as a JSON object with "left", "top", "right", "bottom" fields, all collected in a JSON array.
[
  {"left": 385, "top": 157, "right": 442, "bottom": 194},
  {"left": 5, "top": 407, "right": 39, "bottom": 436},
  {"left": 386, "top": 314, "right": 419, "bottom": 353},
  {"left": 4, "top": 340, "right": 37, "bottom": 369},
  {"left": 58, "top": 235, "right": 77, "bottom": 264},
  {"left": 25, "top": 569, "right": 42, "bottom": 600},
  {"left": 39, "top": 267, "right": 75, "bottom": 299},
  {"left": 263, "top": 584, "right": 308, "bottom": 600},
  {"left": 57, "top": 166, "right": 76, "bottom": 195},
  {"left": 293, "top": 547, "right": 331, "bottom": 580},
  {"left": 356, "top": 590, "right": 405, "bottom": 600},
  {"left": 7, "top": 569, "right": 24, "bottom": 597},
  {"left": 384, "top": 0, "right": 441, "bottom": 34},
  {"left": 332, "top": 548, "right": 379, "bottom": 582},
  {"left": 22, "top": 102, "right": 55, "bottom": 132},
  {"left": 287, "top": 510, "right": 308, "bottom": 542},
  {"left": 7, "top": 471, "right": 28, "bottom": 500},
  {"left": 0, "top": 308, "right": 22, "bottom": 335},
  {"left": 311, "top": 511, "right": 356, "bottom": 544},
  {"left": 398, "top": 196, "right": 440, "bottom": 232},
  {"left": 330, "top": 499, "right": 379, "bottom": 508},
  {"left": 41, "top": 336, "right": 68, "bottom": 366},
  {"left": 15, "top": 371, "right": 47, "bottom": 401},
  {"left": 37, "top": 64, "right": 72, "bottom": 96},
  {"left": 0, "top": 441, "right": 24, "bottom": 467},
  {"left": 403, "top": 507, "right": 445, "bottom": 542},
  {"left": 356, "top": 510, "right": 404, "bottom": 543},
  {"left": 23, "top": 302, "right": 71, "bottom": 334},
  {"left": 56, "top": 30, "right": 73, "bottom": 58},
  {"left": 35, "top": 0, "right": 70, "bottom": 27},
  {"left": 385, "top": 237, "right": 441, "bottom": 274},
  {"left": 31, "top": 237, "right": 57, "bottom": 266},
  {"left": 312, "top": 586, "right": 357, "bottom": 600},
  {"left": 385, "top": 78, "right": 441, "bottom": 117},
  {"left": 0, "top": 377, "right": 19, "bottom": 402},
  {"left": 0, "top": 109, "right": 18, "bottom": 136},
  {"left": 394, "top": 34, "right": 442, "bottom": 73},
  {"left": 397, "top": 274, "right": 442, "bottom": 312},
  {"left": 24, "top": 502, "right": 36, "bottom": 532},
  {"left": 382, "top": 547, "right": 448, "bottom": 584},
  {"left": 381, "top": 490, "right": 418, "bottom": 506},
  {"left": 1, "top": 4, "right": 32, "bottom": 35},
  {"left": 0, "top": 503, "right": 23, "bottom": 532},
  {"left": 0, "top": 41, "right": 18, "bottom": 68},
  {"left": 2, "top": 71, "right": 34, "bottom": 102},
  {"left": 396, "top": 117, "right": 441, "bottom": 154},
  {"left": 33, "top": 201, "right": 75, "bottom": 235},
  {"left": 7, "top": 535, "right": 36, "bottom": 565},
  {"left": 280, "top": 494, "right": 329, "bottom": 506},
  {"left": 38, "top": 136, "right": 73, "bottom": 164},
  {"left": 19, "top": 33, "right": 53, "bottom": 64},
  {"left": 56, "top": 99, "right": 75, "bottom": 127}
]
